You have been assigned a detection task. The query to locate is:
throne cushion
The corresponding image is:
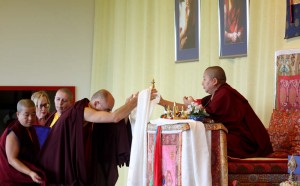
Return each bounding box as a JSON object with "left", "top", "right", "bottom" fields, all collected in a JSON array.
[
  {"left": 268, "top": 109, "right": 293, "bottom": 153},
  {"left": 290, "top": 110, "right": 300, "bottom": 155}
]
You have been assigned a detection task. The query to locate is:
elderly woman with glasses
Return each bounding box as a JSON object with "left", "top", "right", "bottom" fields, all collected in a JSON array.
[{"left": 31, "top": 91, "right": 51, "bottom": 126}]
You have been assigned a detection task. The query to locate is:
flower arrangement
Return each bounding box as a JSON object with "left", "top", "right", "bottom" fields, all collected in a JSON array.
[
  {"left": 187, "top": 99, "right": 209, "bottom": 121},
  {"left": 159, "top": 99, "right": 210, "bottom": 121}
]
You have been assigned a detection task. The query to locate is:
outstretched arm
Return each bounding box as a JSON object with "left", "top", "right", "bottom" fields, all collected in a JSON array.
[
  {"left": 84, "top": 93, "right": 138, "bottom": 123},
  {"left": 158, "top": 95, "right": 186, "bottom": 110}
]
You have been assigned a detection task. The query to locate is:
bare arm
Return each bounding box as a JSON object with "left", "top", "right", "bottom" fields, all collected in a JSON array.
[
  {"left": 84, "top": 93, "right": 138, "bottom": 123},
  {"left": 5, "top": 131, "right": 43, "bottom": 183},
  {"left": 158, "top": 96, "right": 186, "bottom": 110}
]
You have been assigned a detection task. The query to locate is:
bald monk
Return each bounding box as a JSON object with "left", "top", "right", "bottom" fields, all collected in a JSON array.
[
  {"left": 158, "top": 66, "right": 273, "bottom": 158},
  {"left": 39, "top": 89, "right": 150, "bottom": 185},
  {"left": 89, "top": 89, "right": 134, "bottom": 186},
  {"left": 0, "top": 99, "right": 46, "bottom": 185},
  {"left": 46, "top": 88, "right": 74, "bottom": 128}
]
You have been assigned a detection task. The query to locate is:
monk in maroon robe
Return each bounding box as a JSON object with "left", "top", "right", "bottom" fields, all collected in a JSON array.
[
  {"left": 0, "top": 99, "right": 46, "bottom": 185},
  {"left": 39, "top": 89, "right": 138, "bottom": 185},
  {"left": 45, "top": 87, "right": 74, "bottom": 128},
  {"left": 32, "top": 88, "right": 74, "bottom": 149},
  {"left": 159, "top": 66, "right": 273, "bottom": 158}
]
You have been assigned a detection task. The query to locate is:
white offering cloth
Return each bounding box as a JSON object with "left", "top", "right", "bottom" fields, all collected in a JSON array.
[
  {"left": 150, "top": 118, "right": 212, "bottom": 186},
  {"left": 128, "top": 89, "right": 212, "bottom": 186},
  {"left": 127, "top": 88, "right": 159, "bottom": 186}
]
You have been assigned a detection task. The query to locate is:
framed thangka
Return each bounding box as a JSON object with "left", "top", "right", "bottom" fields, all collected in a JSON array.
[
  {"left": 219, "top": 0, "right": 248, "bottom": 58},
  {"left": 175, "top": 0, "right": 199, "bottom": 62},
  {"left": 285, "top": 0, "right": 300, "bottom": 39},
  {"left": 275, "top": 49, "right": 300, "bottom": 110}
]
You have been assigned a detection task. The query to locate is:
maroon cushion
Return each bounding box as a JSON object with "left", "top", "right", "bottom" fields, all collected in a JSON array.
[
  {"left": 228, "top": 156, "right": 288, "bottom": 174},
  {"left": 289, "top": 110, "right": 300, "bottom": 155},
  {"left": 268, "top": 109, "right": 293, "bottom": 153}
]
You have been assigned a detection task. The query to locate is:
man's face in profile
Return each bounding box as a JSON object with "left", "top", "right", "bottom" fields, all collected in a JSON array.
[{"left": 202, "top": 71, "right": 215, "bottom": 94}]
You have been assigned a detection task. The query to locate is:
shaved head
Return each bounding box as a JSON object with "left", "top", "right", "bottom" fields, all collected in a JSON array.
[
  {"left": 91, "top": 89, "right": 115, "bottom": 112},
  {"left": 205, "top": 66, "right": 226, "bottom": 84},
  {"left": 91, "top": 89, "right": 112, "bottom": 101},
  {"left": 17, "top": 99, "right": 35, "bottom": 112},
  {"left": 57, "top": 88, "right": 73, "bottom": 102}
]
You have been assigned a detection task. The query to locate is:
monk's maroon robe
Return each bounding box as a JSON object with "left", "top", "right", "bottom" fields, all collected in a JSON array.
[
  {"left": 90, "top": 119, "right": 132, "bottom": 186},
  {"left": 43, "top": 111, "right": 56, "bottom": 128},
  {"left": 39, "top": 99, "right": 88, "bottom": 185},
  {"left": 0, "top": 120, "right": 46, "bottom": 186},
  {"left": 202, "top": 83, "right": 273, "bottom": 158},
  {"left": 39, "top": 98, "right": 132, "bottom": 186}
]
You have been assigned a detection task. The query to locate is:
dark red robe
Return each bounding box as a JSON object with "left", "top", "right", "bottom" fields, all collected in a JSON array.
[
  {"left": 201, "top": 83, "right": 273, "bottom": 158},
  {"left": 43, "top": 111, "right": 56, "bottom": 128},
  {"left": 39, "top": 98, "right": 132, "bottom": 186},
  {"left": 0, "top": 120, "right": 46, "bottom": 186},
  {"left": 90, "top": 119, "right": 132, "bottom": 186}
]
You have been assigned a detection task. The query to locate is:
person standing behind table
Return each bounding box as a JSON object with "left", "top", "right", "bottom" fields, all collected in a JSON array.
[
  {"left": 158, "top": 66, "right": 273, "bottom": 158},
  {"left": 0, "top": 99, "right": 46, "bottom": 185},
  {"left": 45, "top": 88, "right": 74, "bottom": 128},
  {"left": 31, "top": 91, "right": 51, "bottom": 126}
]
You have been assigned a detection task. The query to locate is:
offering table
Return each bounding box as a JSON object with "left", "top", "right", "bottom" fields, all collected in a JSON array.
[{"left": 146, "top": 119, "right": 228, "bottom": 186}]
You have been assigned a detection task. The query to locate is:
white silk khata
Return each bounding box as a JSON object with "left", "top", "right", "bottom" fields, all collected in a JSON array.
[
  {"left": 127, "top": 88, "right": 160, "bottom": 186},
  {"left": 127, "top": 88, "right": 212, "bottom": 186}
]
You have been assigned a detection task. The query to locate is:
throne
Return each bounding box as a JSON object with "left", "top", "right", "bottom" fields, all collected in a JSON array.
[{"left": 227, "top": 50, "right": 300, "bottom": 185}]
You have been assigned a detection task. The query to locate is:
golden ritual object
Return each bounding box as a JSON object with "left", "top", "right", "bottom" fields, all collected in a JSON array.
[
  {"left": 151, "top": 78, "right": 155, "bottom": 89},
  {"left": 153, "top": 79, "right": 188, "bottom": 120},
  {"left": 170, "top": 102, "right": 187, "bottom": 119},
  {"left": 162, "top": 104, "right": 188, "bottom": 119},
  {"left": 166, "top": 105, "right": 171, "bottom": 118}
]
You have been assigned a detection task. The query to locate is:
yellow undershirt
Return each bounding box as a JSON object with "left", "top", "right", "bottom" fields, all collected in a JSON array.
[{"left": 50, "top": 112, "right": 59, "bottom": 128}]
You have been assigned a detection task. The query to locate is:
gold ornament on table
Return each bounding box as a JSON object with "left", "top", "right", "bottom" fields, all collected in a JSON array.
[
  {"left": 161, "top": 102, "right": 188, "bottom": 120},
  {"left": 160, "top": 99, "right": 211, "bottom": 122}
]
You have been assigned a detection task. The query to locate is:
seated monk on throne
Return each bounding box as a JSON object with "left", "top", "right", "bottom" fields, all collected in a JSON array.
[{"left": 156, "top": 66, "right": 273, "bottom": 158}]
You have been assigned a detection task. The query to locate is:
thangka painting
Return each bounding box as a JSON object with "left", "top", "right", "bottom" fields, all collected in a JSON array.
[
  {"left": 275, "top": 49, "right": 300, "bottom": 110},
  {"left": 218, "top": 0, "right": 248, "bottom": 58},
  {"left": 285, "top": 0, "right": 300, "bottom": 39},
  {"left": 175, "top": 0, "right": 199, "bottom": 62},
  {"left": 147, "top": 132, "right": 182, "bottom": 186}
]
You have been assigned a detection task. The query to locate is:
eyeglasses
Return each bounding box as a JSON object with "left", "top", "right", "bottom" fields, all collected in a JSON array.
[{"left": 38, "top": 103, "right": 50, "bottom": 109}]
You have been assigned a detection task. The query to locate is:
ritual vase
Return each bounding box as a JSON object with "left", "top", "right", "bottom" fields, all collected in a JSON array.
[{"left": 188, "top": 115, "right": 205, "bottom": 121}]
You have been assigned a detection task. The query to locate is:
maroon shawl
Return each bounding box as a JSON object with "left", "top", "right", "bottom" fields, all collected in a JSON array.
[
  {"left": 39, "top": 98, "right": 132, "bottom": 186},
  {"left": 39, "top": 98, "right": 88, "bottom": 185},
  {"left": 90, "top": 119, "right": 132, "bottom": 186},
  {"left": 0, "top": 120, "right": 46, "bottom": 185},
  {"left": 202, "top": 83, "right": 273, "bottom": 158}
]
